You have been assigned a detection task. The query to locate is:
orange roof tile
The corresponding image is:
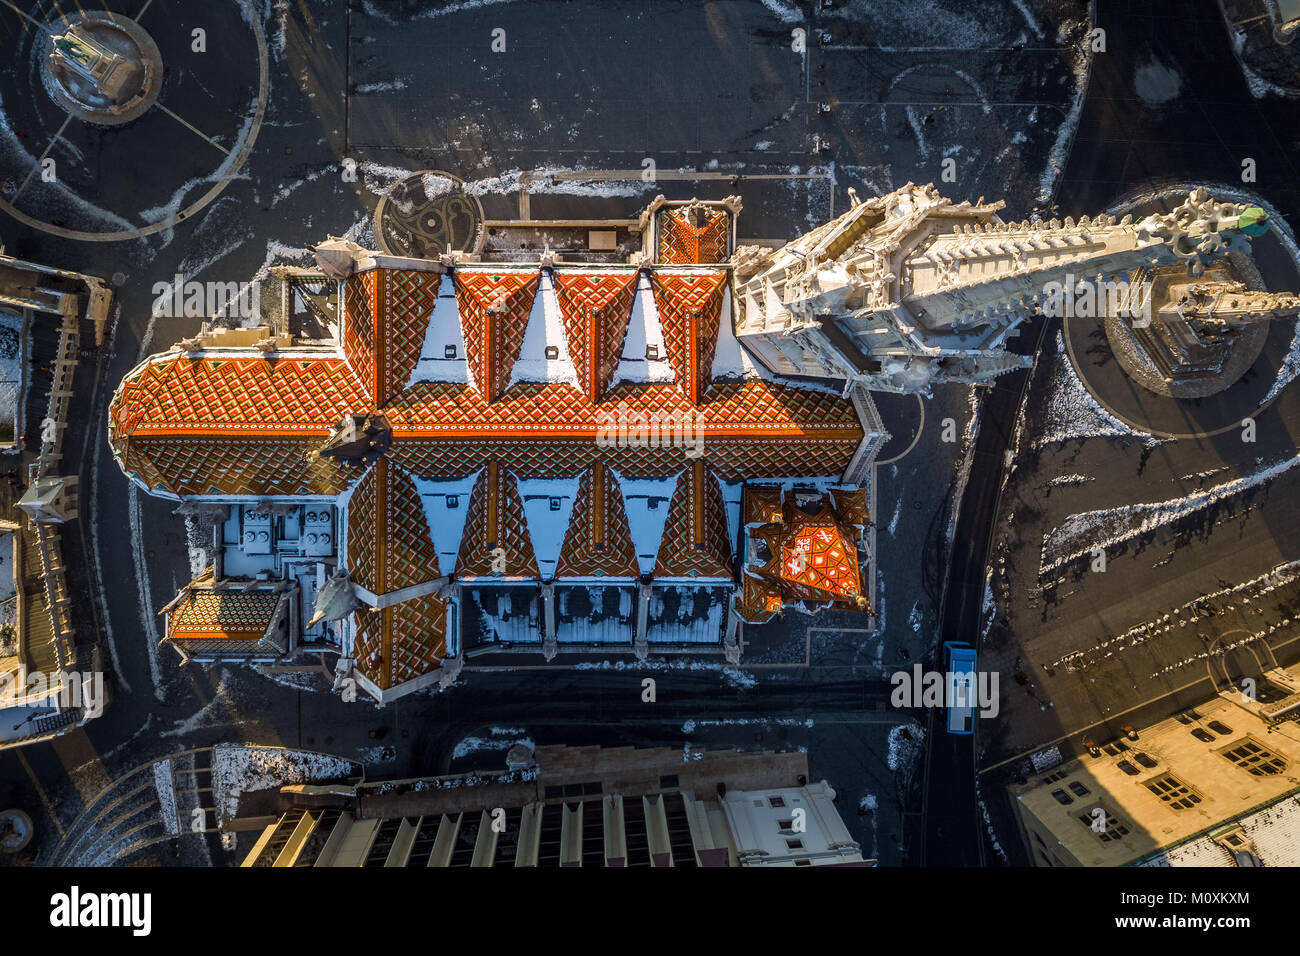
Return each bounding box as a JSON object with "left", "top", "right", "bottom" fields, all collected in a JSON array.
[
  {"left": 346, "top": 458, "right": 440, "bottom": 595},
  {"left": 553, "top": 271, "right": 638, "bottom": 402},
  {"left": 455, "top": 461, "right": 539, "bottom": 578},
  {"left": 111, "top": 260, "right": 873, "bottom": 687},
  {"left": 555, "top": 463, "right": 640, "bottom": 578},
  {"left": 121, "top": 436, "right": 361, "bottom": 496},
  {"left": 658, "top": 206, "right": 730, "bottom": 264},
  {"left": 353, "top": 593, "right": 448, "bottom": 691},
  {"left": 456, "top": 270, "right": 539, "bottom": 402},
  {"left": 167, "top": 589, "right": 284, "bottom": 644},
  {"left": 653, "top": 271, "right": 727, "bottom": 404},
  {"left": 654, "top": 462, "right": 733, "bottom": 579},
  {"left": 110, "top": 356, "right": 368, "bottom": 437}
]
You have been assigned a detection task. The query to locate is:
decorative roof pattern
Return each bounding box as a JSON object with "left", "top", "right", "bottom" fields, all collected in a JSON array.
[
  {"left": 743, "top": 488, "right": 870, "bottom": 615},
  {"left": 168, "top": 589, "right": 281, "bottom": 638},
  {"left": 653, "top": 271, "right": 727, "bottom": 403},
  {"left": 736, "top": 572, "right": 782, "bottom": 624},
  {"left": 654, "top": 462, "right": 734, "bottom": 579},
  {"left": 657, "top": 206, "right": 730, "bottom": 265},
  {"left": 354, "top": 594, "right": 448, "bottom": 692},
  {"left": 554, "top": 271, "right": 638, "bottom": 402},
  {"left": 455, "top": 270, "right": 539, "bottom": 403},
  {"left": 456, "top": 461, "right": 539, "bottom": 578},
  {"left": 346, "top": 457, "right": 441, "bottom": 595},
  {"left": 109, "top": 253, "right": 875, "bottom": 690},
  {"left": 555, "top": 463, "right": 640, "bottom": 578},
  {"left": 110, "top": 357, "right": 368, "bottom": 436},
  {"left": 378, "top": 270, "right": 442, "bottom": 404},
  {"left": 343, "top": 271, "right": 378, "bottom": 404},
  {"left": 122, "top": 436, "right": 359, "bottom": 496}
]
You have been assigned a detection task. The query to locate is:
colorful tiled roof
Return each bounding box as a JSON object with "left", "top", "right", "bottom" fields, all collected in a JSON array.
[
  {"left": 352, "top": 593, "right": 448, "bottom": 691},
  {"left": 555, "top": 463, "right": 640, "bottom": 578},
  {"left": 654, "top": 462, "right": 734, "bottom": 579},
  {"left": 346, "top": 457, "right": 441, "bottom": 595},
  {"left": 110, "top": 259, "right": 872, "bottom": 691},
  {"left": 738, "top": 488, "right": 870, "bottom": 620},
  {"left": 657, "top": 205, "right": 731, "bottom": 265},
  {"left": 166, "top": 588, "right": 288, "bottom": 654}
]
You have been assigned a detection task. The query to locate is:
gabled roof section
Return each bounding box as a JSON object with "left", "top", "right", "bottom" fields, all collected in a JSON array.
[
  {"left": 346, "top": 457, "right": 441, "bottom": 597},
  {"left": 654, "top": 461, "right": 734, "bottom": 579},
  {"left": 556, "top": 463, "right": 640, "bottom": 579},
  {"left": 381, "top": 270, "right": 443, "bottom": 402},
  {"left": 344, "top": 269, "right": 443, "bottom": 406},
  {"left": 166, "top": 587, "right": 290, "bottom": 655},
  {"left": 121, "top": 436, "right": 361, "bottom": 497},
  {"left": 516, "top": 475, "right": 580, "bottom": 581},
  {"left": 745, "top": 488, "right": 870, "bottom": 613},
  {"left": 456, "top": 270, "right": 540, "bottom": 402},
  {"left": 612, "top": 273, "right": 675, "bottom": 386},
  {"left": 657, "top": 205, "right": 731, "bottom": 265},
  {"left": 109, "top": 356, "right": 367, "bottom": 436},
  {"left": 508, "top": 271, "right": 580, "bottom": 389},
  {"left": 653, "top": 270, "right": 728, "bottom": 403},
  {"left": 410, "top": 273, "right": 472, "bottom": 386},
  {"left": 343, "top": 270, "right": 378, "bottom": 404},
  {"left": 411, "top": 472, "right": 480, "bottom": 572},
  {"left": 456, "top": 461, "right": 539, "bottom": 578},
  {"left": 352, "top": 593, "right": 447, "bottom": 692},
  {"left": 554, "top": 270, "right": 638, "bottom": 402}
]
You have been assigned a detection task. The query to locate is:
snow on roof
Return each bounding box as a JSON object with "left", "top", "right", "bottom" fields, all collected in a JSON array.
[
  {"left": 720, "top": 478, "right": 744, "bottom": 548},
  {"left": 507, "top": 271, "right": 580, "bottom": 388},
  {"left": 1141, "top": 795, "right": 1300, "bottom": 867},
  {"left": 410, "top": 273, "right": 474, "bottom": 387},
  {"left": 646, "top": 584, "right": 728, "bottom": 643},
  {"left": 412, "top": 471, "right": 482, "bottom": 572},
  {"left": 710, "top": 284, "right": 757, "bottom": 380},
  {"left": 615, "top": 472, "right": 679, "bottom": 576},
  {"left": 516, "top": 476, "right": 581, "bottom": 580},
  {"left": 611, "top": 273, "right": 675, "bottom": 386}
]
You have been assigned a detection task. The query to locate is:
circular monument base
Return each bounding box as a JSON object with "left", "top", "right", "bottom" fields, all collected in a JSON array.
[
  {"left": 40, "top": 12, "right": 164, "bottom": 127},
  {"left": 375, "top": 171, "right": 485, "bottom": 259}
]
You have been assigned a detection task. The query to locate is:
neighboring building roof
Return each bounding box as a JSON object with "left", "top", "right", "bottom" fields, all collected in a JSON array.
[
  {"left": 1011, "top": 663, "right": 1300, "bottom": 866},
  {"left": 1141, "top": 794, "right": 1300, "bottom": 867},
  {"left": 240, "top": 745, "right": 869, "bottom": 867}
]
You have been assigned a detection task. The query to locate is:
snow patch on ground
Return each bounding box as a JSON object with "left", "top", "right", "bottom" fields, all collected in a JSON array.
[
  {"left": 887, "top": 722, "right": 924, "bottom": 773},
  {"left": 758, "top": 0, "right": 802, "bottom": 23},
  {"left": 153, "top": 759, "right": 179, "bottom": 836},
  {"left": 721, "top": 667, "right": 757, "bottom": 689},
  {"left": 1047, "top": 473, "right": 1093, "bottom": 488},
  {"left": 466, "top": 167, "right": 660, "bottom": 199},
  {"left": 1038, "top": 333, "right": 1156, "bottom": 446},
  {"left": 1041, "top": 453, "right": 1299, "bottom": 575},
  {"left": 211, "top": 746, "right": 355, "bottom": 826},
  {"left": 452, "top": 732, "right": 534, "bottom": 760}
]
